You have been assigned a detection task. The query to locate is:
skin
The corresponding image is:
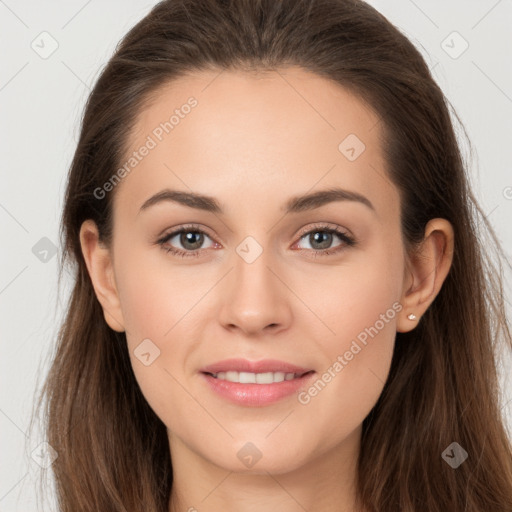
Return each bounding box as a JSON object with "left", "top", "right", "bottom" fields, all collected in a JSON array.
[{"left": 80, "top": 67, "right": 454, "bottom": 512}]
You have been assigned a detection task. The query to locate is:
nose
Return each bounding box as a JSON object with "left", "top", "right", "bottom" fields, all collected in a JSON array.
[{"left": 218, "top": 246, "right": 293, "bottom": 336}]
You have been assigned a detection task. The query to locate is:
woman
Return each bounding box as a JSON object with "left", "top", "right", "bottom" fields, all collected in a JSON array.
[{"left": 30, "top": 0, "right": 512, "bottom": 510}]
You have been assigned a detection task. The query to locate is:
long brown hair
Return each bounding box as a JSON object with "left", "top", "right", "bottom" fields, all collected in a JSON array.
[{"left": 29, "top": 0, "right": 512, "bottom": 510}]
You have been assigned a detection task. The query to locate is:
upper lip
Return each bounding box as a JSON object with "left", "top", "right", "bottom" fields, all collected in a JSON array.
[{"left": 200, "top": 358, "right": 314, "bottom": 376}]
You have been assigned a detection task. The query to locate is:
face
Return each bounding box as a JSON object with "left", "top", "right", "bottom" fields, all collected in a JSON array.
[{"left": 94, "top": 67, "right": 409, "bottom": 474}]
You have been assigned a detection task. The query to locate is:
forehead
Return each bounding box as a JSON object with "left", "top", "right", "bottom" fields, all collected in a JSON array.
[{"left": 114, "top": 66, "right": 399, "bottom": 222}]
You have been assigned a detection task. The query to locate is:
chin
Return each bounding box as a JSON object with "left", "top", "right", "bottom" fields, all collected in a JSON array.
[{"left": 208, "top": 439, "right": 311, "bottom": 475}]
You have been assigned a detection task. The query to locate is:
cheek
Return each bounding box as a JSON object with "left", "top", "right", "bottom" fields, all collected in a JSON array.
[
  {"left": 112, "top": 248, "right": 209, "bottom": 424},
  {"left": 297, "top": 305, "right": 397, "bottom": 443},
  {"left": 297, "top": 247, "right": 402, "bottom": 428},
  {"left": 114, "top": 245, "right": 207, "bottom": 340}
]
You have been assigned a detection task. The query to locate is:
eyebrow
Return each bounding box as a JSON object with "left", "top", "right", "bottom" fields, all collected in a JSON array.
[{"left": 138, "top": 187, "right": 375, "bottom": 215}]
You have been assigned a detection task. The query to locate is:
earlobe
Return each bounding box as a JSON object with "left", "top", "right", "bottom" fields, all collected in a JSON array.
[
  {"left": 396, "top": 218, "right": 454, "bottom": 333},
  {"left": 79, "top": 219, "right": 126, "bottom": 332}
]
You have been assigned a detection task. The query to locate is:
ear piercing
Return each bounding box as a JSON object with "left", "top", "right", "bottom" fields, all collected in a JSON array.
[{"left": 407, "top": 313, "right": 417, "bottom": 320}]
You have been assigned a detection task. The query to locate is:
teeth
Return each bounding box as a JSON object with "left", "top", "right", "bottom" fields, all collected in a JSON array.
[{"left": 212, "top": 371, "right": 300, "bottom": 384}]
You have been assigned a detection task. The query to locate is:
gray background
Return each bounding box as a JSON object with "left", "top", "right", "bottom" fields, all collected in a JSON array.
[{"left": 1, "top": 1, "right": 511, "bottom": 510}]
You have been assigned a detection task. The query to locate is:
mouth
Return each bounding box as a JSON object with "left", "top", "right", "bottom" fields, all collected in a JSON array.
[
  {"left": 199, "top": 358, "right": 316, "bottom": 406},
  {"left": 200, "top": 369, "right": 317, "bottom": 407}
]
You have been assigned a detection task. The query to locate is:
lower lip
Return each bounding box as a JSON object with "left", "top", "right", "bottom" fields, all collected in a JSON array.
[{"left": 200, "top": 371, "right": 316, "bottom": 407}]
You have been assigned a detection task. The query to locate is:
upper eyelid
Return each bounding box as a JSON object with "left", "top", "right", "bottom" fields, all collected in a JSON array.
[
  {"left": 296, "top": 222, "right": 350, "bottom": 238},
  {"left": 159, "top": 224, "right": 216, "bottom": 243}
]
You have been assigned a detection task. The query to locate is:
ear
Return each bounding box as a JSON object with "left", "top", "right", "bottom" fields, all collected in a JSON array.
[
  {"left": 396, "top": 218, "right": 454, "bottom": 333},
  {"left": 79, "top": 219, "right": 125, "bottom": 332}
]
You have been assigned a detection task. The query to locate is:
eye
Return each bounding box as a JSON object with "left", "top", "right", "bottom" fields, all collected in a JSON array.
[
  {"left": 293, "top": 224, "right": 356, "bottom": 257},
  {"left": 156, "top": 224, "right": 218, "bottom": 258},
  {"left": 156, "top": 223, "right": 356, "bottom": 259}
]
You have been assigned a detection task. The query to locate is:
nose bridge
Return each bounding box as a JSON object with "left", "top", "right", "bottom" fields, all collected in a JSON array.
[{"left": 218, "top": 234, "right": 291, "bottom": 333}]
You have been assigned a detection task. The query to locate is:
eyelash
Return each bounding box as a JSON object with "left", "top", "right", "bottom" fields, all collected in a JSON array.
[{"left": 156, "top": 223, "right": 356, "bottom": 259}]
